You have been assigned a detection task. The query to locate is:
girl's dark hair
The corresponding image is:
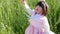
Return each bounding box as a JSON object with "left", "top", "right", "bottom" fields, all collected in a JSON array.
[{"left": 36, "top": 1, "right": 49, "bottom": 16}]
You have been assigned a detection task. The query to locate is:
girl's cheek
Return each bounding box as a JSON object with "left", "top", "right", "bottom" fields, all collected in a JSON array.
[{"left": 38, "top": 9, "right": 41, "bottom": 12}]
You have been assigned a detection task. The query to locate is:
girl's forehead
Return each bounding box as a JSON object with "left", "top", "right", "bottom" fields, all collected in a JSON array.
[
  {"left": 36, "top": 6, "right": 42, "bottom": 8},
  {"left": 36, "top": 6, "right": 40, "bottom": 8}
]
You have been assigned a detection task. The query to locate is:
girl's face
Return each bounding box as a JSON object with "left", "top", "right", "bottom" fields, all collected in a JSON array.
[{"left": 35, "top": 5, "right": 43, "bottom": 14}]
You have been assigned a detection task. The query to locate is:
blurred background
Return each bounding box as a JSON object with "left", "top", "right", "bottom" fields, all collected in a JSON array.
[{"left": 0, "top": 0, "right": 60, "bottom": 34}]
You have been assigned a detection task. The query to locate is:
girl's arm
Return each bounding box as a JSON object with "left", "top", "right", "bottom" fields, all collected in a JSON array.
[
  {"left": 41, "top": 17, "right": 50, "bottom": 34},
  {"left": 21, "top": 0, "right": 33, "bottom": 15}
]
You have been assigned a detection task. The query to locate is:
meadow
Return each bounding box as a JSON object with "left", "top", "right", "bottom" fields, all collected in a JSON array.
[{"left": 0, "top": 0, "right": 60, "bottom": 34}]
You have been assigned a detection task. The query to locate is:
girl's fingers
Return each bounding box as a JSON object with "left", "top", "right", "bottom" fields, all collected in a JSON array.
[
  {"left": 40, "top": 0, "right": 45, "bottom": 1},
  {"left": 21, "top": 0, "right": 24, "bottom": 4}
]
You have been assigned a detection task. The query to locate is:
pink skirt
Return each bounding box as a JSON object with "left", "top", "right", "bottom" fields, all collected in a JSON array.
[
  {"left": 25, "top": 24, "right": 44, "bottom": 34},
  {"left": 25, "top": 25, "right": 38, "bottom": 34},
  {"left": 25, "top": 25, "right": 55, "bottom": 34}
]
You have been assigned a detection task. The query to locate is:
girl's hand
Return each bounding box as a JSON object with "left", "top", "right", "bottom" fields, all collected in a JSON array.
[
  {"left": 21, "top": 0, "right": 26, "bottom": 4},
  {"left": 40, "top": 0, "right": 45, "bottom": 1}
]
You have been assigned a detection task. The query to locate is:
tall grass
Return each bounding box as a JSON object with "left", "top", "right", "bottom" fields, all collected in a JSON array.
[
  {"left": 46, "top": 0, "right": 60, "bottom": 34},
  {"left": 0, "top": 0, "right": 60, "bottom": 34}
]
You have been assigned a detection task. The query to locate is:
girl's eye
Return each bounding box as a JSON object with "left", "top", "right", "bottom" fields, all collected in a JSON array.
[{"left": 36, "top": 9, "right": 38, "bottom": 11}]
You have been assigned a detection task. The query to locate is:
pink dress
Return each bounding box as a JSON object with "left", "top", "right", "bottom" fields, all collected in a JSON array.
[{"left": 24, "top": 2, "right": 55, "bottom": 34}]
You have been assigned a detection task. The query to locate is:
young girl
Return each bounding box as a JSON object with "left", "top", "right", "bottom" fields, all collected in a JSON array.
[{"left": 21, "top": 0, "right": 55, "bottom": 34}]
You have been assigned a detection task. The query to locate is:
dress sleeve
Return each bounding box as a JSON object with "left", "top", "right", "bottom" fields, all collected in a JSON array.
[
  {"left": 42, "top": 17, "right": 50, "bottom": 32},
  {"left": 23, "top": 2, "right": 34, "bottom": 15}
]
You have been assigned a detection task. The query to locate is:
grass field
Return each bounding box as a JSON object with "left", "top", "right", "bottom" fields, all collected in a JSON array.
[{"left": 0, "top": 0, "right": 60, "bottom": 34}]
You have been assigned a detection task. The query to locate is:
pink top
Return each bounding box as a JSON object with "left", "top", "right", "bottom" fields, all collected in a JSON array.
[
  {"left": 23, "top": 1, "right": 55, "bottom": 34},
  {"left": 29, "top": 14, "right": 50, "bottom": 32}
]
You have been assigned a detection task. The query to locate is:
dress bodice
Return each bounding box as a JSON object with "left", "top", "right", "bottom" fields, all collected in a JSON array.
[{"left": 29, "top": 14, "right": 50, "bottom": 32}]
